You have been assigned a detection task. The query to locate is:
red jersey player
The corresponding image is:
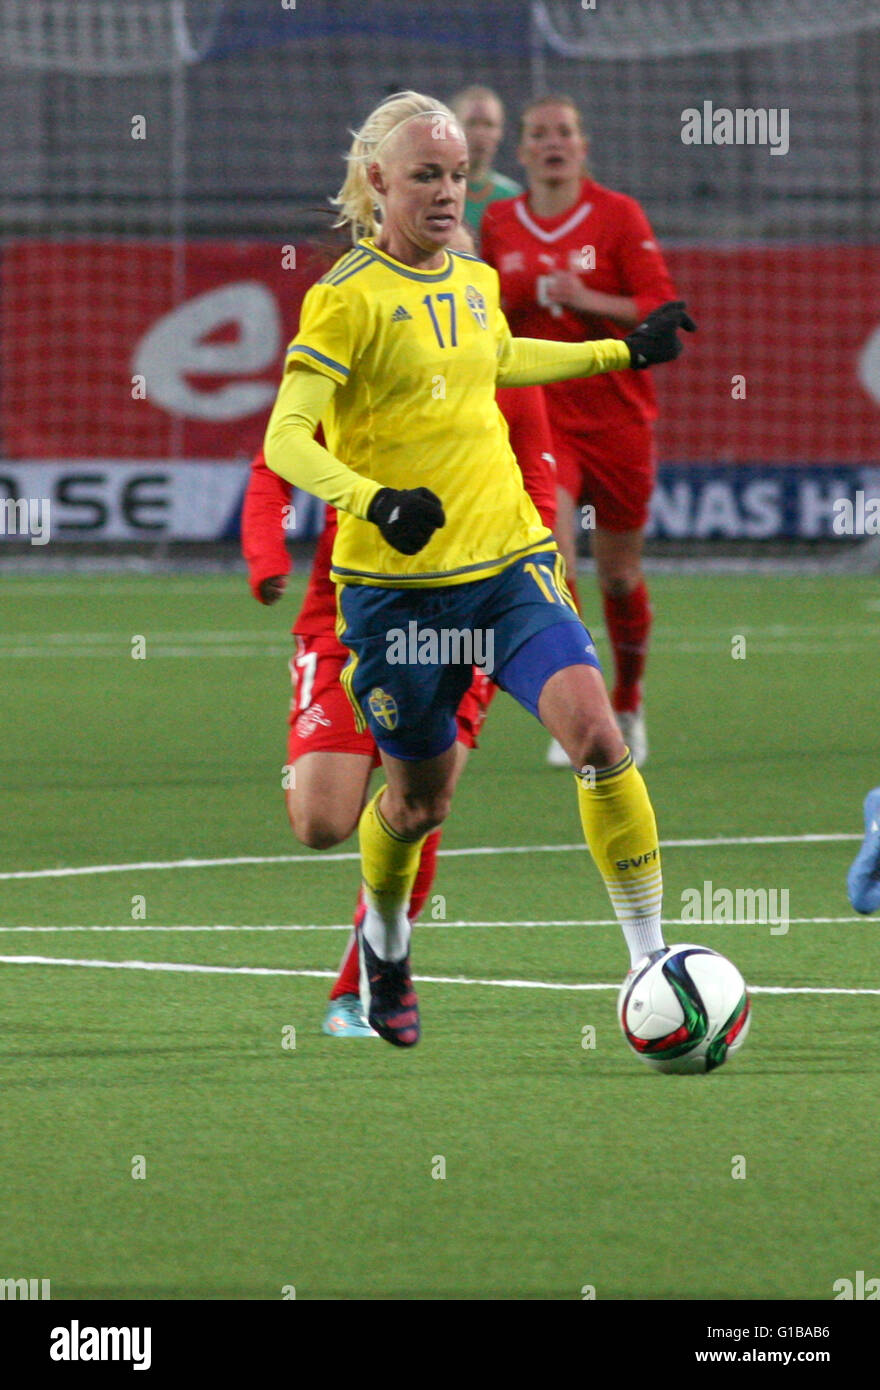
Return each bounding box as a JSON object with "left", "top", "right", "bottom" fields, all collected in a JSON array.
[
  {"left": 481, "top": 95, "right": 680, "bottom": 768},
  {"left": 242, "top": 383, "right": 557, "bottom": 1036}
]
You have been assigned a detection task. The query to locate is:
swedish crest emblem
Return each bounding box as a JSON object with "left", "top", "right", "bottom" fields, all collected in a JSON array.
[
  {"left": 368, "top": 687, "right": 399, "bottom": 730},
  {"left": 465, "top": 285, "right": 488, "bottom": 329}
]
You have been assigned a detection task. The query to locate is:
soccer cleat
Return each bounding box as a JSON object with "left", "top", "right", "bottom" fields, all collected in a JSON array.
[
  {"left": 546, "top": 736, "right": 572, "bottom": 769},
  {"left": 322, "top": 994, "right": 378, "bottom": 1037},
  {"left": 615, "top": 707, "right": 648, "bottom": 767},
  {"left": 622, "top": 946, "right": 667, "bottom": 991},
  {"left": 847, "top": 787, "right": 880, "bottom": 915},
  {"left": 359, "top": 935, "right": 420, "bottom": 1046}
]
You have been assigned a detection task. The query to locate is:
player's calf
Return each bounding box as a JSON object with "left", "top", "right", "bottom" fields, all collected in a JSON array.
[{"left": 379, "top": 741, "right": 461, "bottom": 840}]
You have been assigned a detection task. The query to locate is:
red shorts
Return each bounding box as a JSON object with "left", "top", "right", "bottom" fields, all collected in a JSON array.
[
  {"left": 287, "top": 633, "right": 497, "bottom": 764},
  {"left": 553, "top": 418, "right": 656, "bottom": 533},
  {"left": 456, "top": 667, "right": 497, "bottom": 748}
]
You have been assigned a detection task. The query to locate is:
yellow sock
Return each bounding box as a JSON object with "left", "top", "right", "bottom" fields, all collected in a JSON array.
[
  {"left": 575, "top": 751, "right": 665, "bottom": 966},
  {"left": 359, "top": 786, "right": 426, "bottom": 961}
]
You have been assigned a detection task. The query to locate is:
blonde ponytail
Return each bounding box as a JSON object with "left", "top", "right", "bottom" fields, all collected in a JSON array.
[{"left": 332, "top": 90, "right": 458, "bottom": 242}]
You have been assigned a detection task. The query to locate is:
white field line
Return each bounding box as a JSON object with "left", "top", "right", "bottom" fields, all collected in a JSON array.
[
  {"left": 0, "top": 953, "right": 876, "bottom": 997},
  {"left": 0, "top": 630, "right": 284, "bottom": 644},
  {"left": 1, "top": 646, "right": 290, "bottom": 660},
  {"left": 0, "top": 581, "right": 250, "bottom": 594},
  {"left": 0, "top": 916, "right": 871, "bottom": 933},
  {"left": 0, "top": 643, "right": 873, "bottom": 660},
  {"left": 2, "top": 622, "right": 878, "bottom": 662},
  {"left": 3, "top": 622, "right": 879, "bottom": 643},
  {"left": 0, "top": 833, "right": 862, "bottom": 883}
]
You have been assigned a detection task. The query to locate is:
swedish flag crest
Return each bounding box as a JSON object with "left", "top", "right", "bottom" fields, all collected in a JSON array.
[
  {"left": 466, "top": 285, "right": 488, "bottom": 329},
  {"left": 368, "top": 687, "right": 398, "bottom": 730}
]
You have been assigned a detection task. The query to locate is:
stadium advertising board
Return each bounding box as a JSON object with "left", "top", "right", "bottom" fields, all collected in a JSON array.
[{"left": 1, "top": 242, "right": 877, "bottom": 541}]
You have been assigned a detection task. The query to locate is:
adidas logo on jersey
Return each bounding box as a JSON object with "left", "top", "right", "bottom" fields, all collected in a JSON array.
[{"left": 390, "top": 305, "right": 412, "bottom": 322}]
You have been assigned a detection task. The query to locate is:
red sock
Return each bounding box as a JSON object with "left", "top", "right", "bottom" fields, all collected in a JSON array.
[
  {"left": 602, "top": 580, "right": 652, "bottom": 713},
  {"left": 329, "top": 924, "right": 361, "bottom": 1000},
  {"left": 328, "top": 828, "right": 443, "bottom": 999},
  {"left": 407, "top": 827, "right": 441, "bottom": 921}
]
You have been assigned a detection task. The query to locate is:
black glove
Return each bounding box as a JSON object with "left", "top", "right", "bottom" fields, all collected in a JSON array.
[
  {"left": 624, "top": 300, "right": 697, "bottom": 369},
  {"left": 367, "top": 486, "right": 445, "bottom": 555}
]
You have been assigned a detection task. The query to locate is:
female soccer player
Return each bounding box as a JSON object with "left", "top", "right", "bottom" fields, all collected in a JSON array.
[
  {"left": 481, "top": 95, "right": 681, "bottom": 767},
  {"left": 243, "top": 376, "right": 557, "bottom": 1036},
  {"left": 263, "top": 90, "right": 693, "bottom": 1047}
]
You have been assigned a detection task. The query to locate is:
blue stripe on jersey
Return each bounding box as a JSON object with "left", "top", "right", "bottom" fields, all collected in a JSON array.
[
  {"left": 330, "top": 534, "right": 555, "bottom": 585},
  {"left": 357, "top": 241, "right": 454, "bottom": 283},
  {"left": 322, "top": 250, "right": 372, "bottom": 285},
  {"left": 318, "top": 254, "right": 356, "bottom": 285},
  {"left": 327, "top": 254, "right": 374, "bottom": 285},
  {"left": 449, "top": 248, "right": 485, "bottom": 264},
  {"left": 286, "top": 344, "right": 350, "bottom": 377}
]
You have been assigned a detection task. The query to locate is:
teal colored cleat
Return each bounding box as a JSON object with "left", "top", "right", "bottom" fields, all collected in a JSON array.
[
  {"left": 847, "top": 787, "right": 880, "bottom": 915},
  {"left": 322, "top": 994, "right": 378, "bottom": 1038}
]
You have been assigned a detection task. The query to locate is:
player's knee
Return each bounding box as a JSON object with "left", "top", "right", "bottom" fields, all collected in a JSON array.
[
  {"left": 599, "top": 567, "right": 641, "bottom": 599},
  {"left": 418, "top": 790, "right": 453, "bottom": 834},
  {"left": 296, "top": 822, "right": 347, "bottom": 851},
  {"left": 386, "top": 790, "right": 452, "bottom": 840},
  {"left": 566, "top": 712, "right": 625, "bottom": 772},
  {"left": 286, "top": 794, "right": 356, "bottom": 851},
  {"left": 289, "top": 811, "right": 344, "bottom": 851}
]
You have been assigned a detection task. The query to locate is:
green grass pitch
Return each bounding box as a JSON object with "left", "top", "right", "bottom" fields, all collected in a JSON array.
[{"left": 1, "top": 568, "right": 878, "bottom": 1299}]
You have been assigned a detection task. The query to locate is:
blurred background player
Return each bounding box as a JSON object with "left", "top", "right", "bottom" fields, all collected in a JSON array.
[
  {"left": 243, "top": 222, "right": 558, "bottom": 1036},
  {"left": 847, "top": 786, "right": 880, "bottom": 914},
  {"left": 449, "top": 85, "right": 521, "bottom": 248},
  {"left": 481, "top": 95, "right": 681, "bottom": 768}
]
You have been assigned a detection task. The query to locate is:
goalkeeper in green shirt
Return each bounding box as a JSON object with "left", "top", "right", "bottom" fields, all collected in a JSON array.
[{"left": 450, "top": 85, "right": 521, "bottom": 245}]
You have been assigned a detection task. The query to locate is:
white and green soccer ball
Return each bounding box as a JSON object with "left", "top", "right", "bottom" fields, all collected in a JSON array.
[{"left": 617, "top": 944, "right": 751, "bottom": 1074}]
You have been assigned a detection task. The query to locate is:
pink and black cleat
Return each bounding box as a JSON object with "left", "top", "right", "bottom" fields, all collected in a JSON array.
[{"left": 360, "top": 935, "right": 420, "bottom": 1047}]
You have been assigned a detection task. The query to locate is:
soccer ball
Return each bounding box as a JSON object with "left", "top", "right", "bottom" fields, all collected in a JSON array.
[{"left": 617, "top": 944, "right": 751, "bottom": 1074}]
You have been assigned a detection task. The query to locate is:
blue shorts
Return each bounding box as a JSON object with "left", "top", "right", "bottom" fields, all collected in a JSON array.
[{"left": 337, "top": 549, "right": 602, "bottom": 759}]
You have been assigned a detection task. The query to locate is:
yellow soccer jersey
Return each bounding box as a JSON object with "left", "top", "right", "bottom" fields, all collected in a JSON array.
[{"left": 285, "top": 237, "right": 554, "bottom": 587}]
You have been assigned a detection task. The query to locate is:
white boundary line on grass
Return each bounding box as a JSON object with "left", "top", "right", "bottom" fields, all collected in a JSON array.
[
  {"left": 0, "top": 916, "right": 871, "bottom": 933},
  {"left": 0, "top": 954, "right": 876, "bottom": 996},
  {"left": 3, "top": 642, "right": 874, "bottom": 660},
  {"left": 0, "top": 832, "right": 862, "bottom": 882}
]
